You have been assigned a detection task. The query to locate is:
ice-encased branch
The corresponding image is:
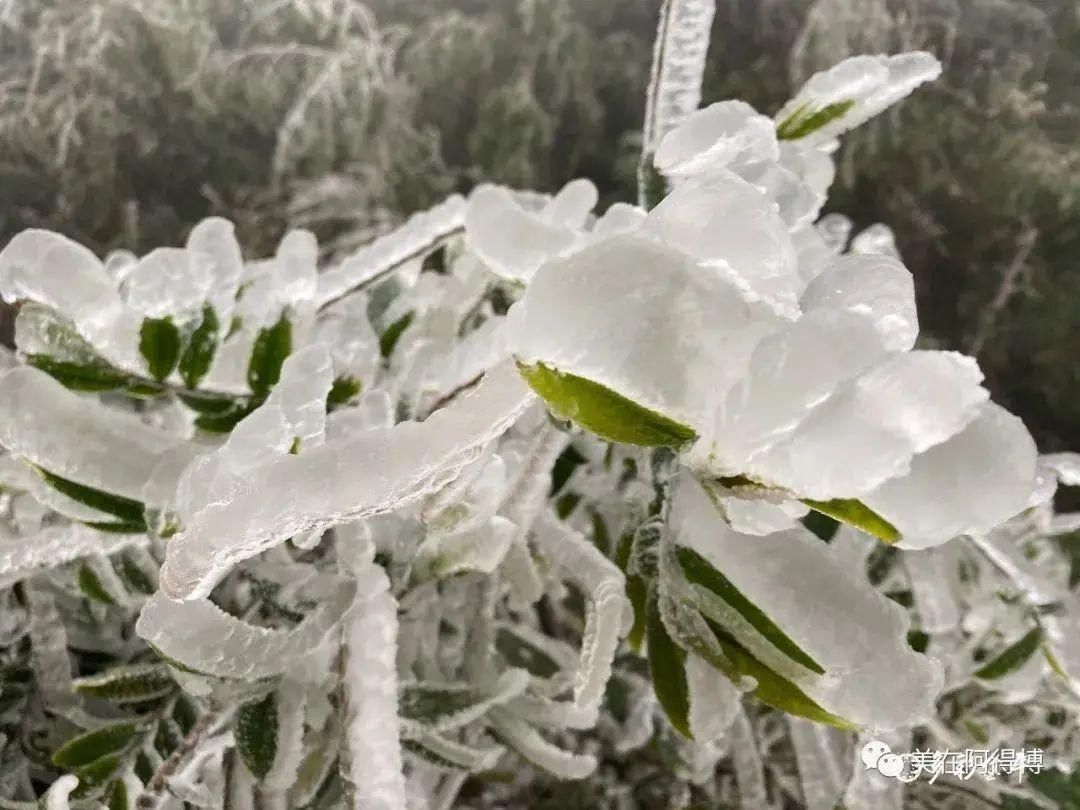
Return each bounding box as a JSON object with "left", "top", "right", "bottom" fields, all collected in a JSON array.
[{"left": 159, "top": 362, "right": 535, "bottom": 600}]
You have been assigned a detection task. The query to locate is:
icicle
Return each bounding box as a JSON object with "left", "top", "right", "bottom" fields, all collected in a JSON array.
[
  {"left": 26, "top": 583, "right": 76, "bottom": 716},
  {"left": 903, "top": 547, "right": 961, "bottom": 633},
  {"left": 729, "top": 704, "right": 768, "bottom": 809},
  {"left": 787, "top": 717, "right": 850, "bottom": 810},
  {"left": 639, "top": 0, "right": 719, "bottom": 204},
  {"left": 686, "top": 652, "right": 739, "bottom": 743},
  {"left": 161, "top": 362, "right": 534, "bottom": 600},
  {"left": 342, "top": 571, "right": 407, "bottom": 810}
]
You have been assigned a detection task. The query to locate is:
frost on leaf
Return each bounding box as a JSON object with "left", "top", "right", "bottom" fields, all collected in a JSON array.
[
  {"left": 0, "top": 367, "right": 178, "bottom": 501},
  {"left": 135, "top": 575, "right": 355, "bottom": 680},
  {"left": 653, "top": 100, "right": 779, "bottom": 180},
  {"left": 160, "top": 362, "right": 534, "bottom": 599},
  {"left": 669, "top": 474, "right": 943, "bottom": 730}
]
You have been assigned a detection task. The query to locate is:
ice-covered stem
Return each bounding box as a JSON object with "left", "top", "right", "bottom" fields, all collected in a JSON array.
[
  {"left": 135, "top": 707, "right": 231, "bottom": 810},
  {"left": 638, "top": 0, "right": 718, "bottom": 207},
  {"left": 341, "top": 576, "right": 406, "bottom": 810}
]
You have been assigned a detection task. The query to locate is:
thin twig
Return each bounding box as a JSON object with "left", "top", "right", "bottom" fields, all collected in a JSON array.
[
  {"left": 968, "top": 222, "right": 1039, "bottom": 355},
  {"left": 135, "top": 707, "right": 232, "bottom": 809}
]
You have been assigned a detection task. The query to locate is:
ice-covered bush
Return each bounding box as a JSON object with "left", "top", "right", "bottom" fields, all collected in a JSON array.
[{"left": 0, "top": 2, "right": 1076, "bottom": 809}]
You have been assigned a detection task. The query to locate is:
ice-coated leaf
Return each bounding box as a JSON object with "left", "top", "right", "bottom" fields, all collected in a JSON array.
[
  {"left": 863, "top": 402, "right": 1038, "bottom": 549},
  {"left": 0, "top": 367, "right": 178, "bottom": 501},
  {"left": 403, "top": 733, "right": 504, "bottom": 773},
  {"left": 43, "top": 775, "right": 80, "bottom": 810},
  {"left": 654, "top": 100, "right": 779, "bottom": 180},
  {"left": 36, "top": 467, "right": 147, "bottom": 528},
  {"left": 178, "top": 305, "right": 220, "bottom": 389},
  {"left": 670, "top": 474, "right": 942, "bottom": 730},
  {"left": 379, "top": 311, "right": 415, "bottom": 359},
  {"left": 138, "top": 317, "right": 182, "bottom": 382},
  {"left": 343, "top": 582, "right": 407, "bottom": 810},
  {"left": 744, "top": 351, "right": 989, "bottom": 500},
  {"left": 646, "top": 589, "right": 692, "bottom": 738},
  {"left": 72, "top": 663, "right": 174, "bottom": 703},
  {"left": 399, "top": 668, "right": 528, "bottom": 733},
  {"left": 851, "top": 223, "right": 901, "bottom": 258},
  {"left": 685, "top": 652, "right": 739, "bottom": 743},
  {"left": 317, "top": 195, "right": 466, "bottom": 308},
  {"left": 410, "top": 517, "right": 515, "bottom": 584},
  {"left": 186, "top": 217, "right": 244, "bottom": 324},
  {"left": 509, "top": 233, "right": 779, "bottom": 440},
  {"left": 974, "top": 627, "right": 1043, "bottom": 681},
  {"left": 642, "top": 172, "right": 801, "bottom": 318},
  {"left": 25, "top": 355, "right": 131, "bottom": 393},
  {"left": 160, "top": 362, "right": 533, "bottom": 600},
  {"left": 774, "top": 52, "right": 941, "bottom": 144},
  {"left": 247, "top": 312, "right": 292, "bottom": 396},
  {"left": 0, "top": 229, "right": 143, "bottom": 370},
  {"left": 135, "top": 575, "right": 355, "bottom": 680},
  {"left": 787, "top": 717, "right": 850, "bottom": 810},
  {"left": 52, "top": 721, "right": 142, "bottom": 769},
  {"left": 236, "top": 692, "right": 277, "bottom": 779},
  {"left": 0, "top": 525, "right": 144, "bottom": 589},
  {"left": 494, "top": 624, "right": 576, "bottom": 681},
  {"left": 124, "top": 247, "right": 212, "bottom": 321},
  {"left": 517, "top": 361, "right": 697, "bottom": 448},
  {"left": 488, "top": 708, "right": 596, "bottom": 780},
  {"left": 799, "top": 254, "right": 918, "bottom": 352},
  {"left": 464, "top": 185, "right": 584, "bottom": 284}
]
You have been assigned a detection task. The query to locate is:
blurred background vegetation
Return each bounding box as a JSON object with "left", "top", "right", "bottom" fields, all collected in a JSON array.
[{"left": 1, "top": 0, "right": 1077, "bottom": 457}]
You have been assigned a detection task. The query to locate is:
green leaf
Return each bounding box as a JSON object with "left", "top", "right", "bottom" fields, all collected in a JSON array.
[
  {"left": 178, "top": 305, "right": 219, "bottom": 389},
  {"left": 139, "top": 317, "right": 182, "bottom": 382},
  {"left": 975, "top": 627, "right": 1043, "bottom": 680},
  {"left": 517, "top": 361, "right": 698, "bottom": 448},
  {"left": 700, "top": 619, "right": 855, "bottom": 730},
  {"left": 247, "top": 314, "right": 292, "bottom": 396},
  {"left": 676, "top": 546, "right": 825, "bottom": 674},
  {"left": 176, "top": 391, "right": 237, "bottom": 414},
  {"left": 73, "top": 663, "right": 174, "bottom": 703},
  {"left": 326, "top": 376, "right": 362, "bottom": 410},
  {"left": 803, "top": 498, "right": 899, "bottom": 544},
  {"left": 1045, "top": 645, "right": 1071, "bottom": 681},
  {"left": 646, "top": 590, "right": 692, "bottom": 738},
  {"left": 73, "top": 751, "right": 127, "bottom": 797},
  {"left": 77, "top": 565, "right": 116, "bottom": 604},
  {"left": 495, "top": 628, "right": 561, "bottom": 679},
  {"left": 626, "top": 574, "right": 648, "bottom": 654},
  {"left": 379, "top": 311, "right": 415, "bottom": 358},
  {"left": 52, "top": 721, "right": 142, "bottom": 769},
  {"left": 84, "top": 520, "right": 149, "bottom": 534},
  {"left": 105, "top": 779, "right": 128, "bottom": 810},
  {"left": 27, "top": 355, "right": 129, "bottom": 392},
  {"left": 35, "top": 466, "right": 146, "bottom": 527},
  {"left": 402, "top": 734, "right": 502, "bottom": 772},
  {"left": 236, "top": 692, "right": 278, "bottom": 780},
  {"left": 802, "top": 510, "right": 840, "bottom": 542},
  {"left": 114, "top": 553, "right": 156, "bottom": 595},
  {"left": 776, "top": 99, "right": 856, "bottom": 140}
]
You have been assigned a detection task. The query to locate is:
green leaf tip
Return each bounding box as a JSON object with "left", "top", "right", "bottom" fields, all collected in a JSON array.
[
  {"left": 248, "top": 313, "right": 292, "bottom": 396},
  {"left": 236, "top": 691, "right": 278, "bottom": 779},
  {"left": 802, "top": 497, "right": 900, "bottom": 544},
  {"left": 776, "top": 99, "right": 856, "bottom": 140},
  {"left": 179, "top": 305, "right": 220, "bottom": 389},
  {"left": 975, "top": 627, "right": 1043, "bottom": 680},
  {"left": 516, "top": 361, "right": 698, "bottom": 448}
]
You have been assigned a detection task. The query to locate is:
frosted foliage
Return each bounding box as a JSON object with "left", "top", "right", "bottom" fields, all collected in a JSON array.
[
  {"left": 0, "top": 367, "right": 178, "bottom": 499},
  {"left": 123, "top": 247, "right": 212, "bottom": 319},
  {"left": 654, "top": 100, "right": 779, "bottom": 179},
  {"left": 864, "top": 402, "right": 1038, "bottom": 549},
  {"left": 775, "top": 52, "right": 942, "bottom": 144},
  {"left": 799, "top": 254, "right": 917, "bottom": 351},
  {"left": 685, "top": 653, "right": 739, "bottom": 742},
  {"left": 509, "top": 233, "right": 779, "bottom": 432},
  {"left": 186, "top": 217, "right": 244, "bottom": 322},
  {"left": 0, "top": 524, "right": 144, "bottom": 588},
  {"left": 161, "top": 363, "right": 533, "bottom": 599},
  {"left": 670, "top": 475, "right": 942, "bottom": 729},
  {"left": 135, "top": 576, "right": 355, "bottom": 679},
  {"left": 643, "top": 172, "right": 801, "bottom": 316},
  {"left": 788, "top": 717, "right": 849, "bottom": 810}
]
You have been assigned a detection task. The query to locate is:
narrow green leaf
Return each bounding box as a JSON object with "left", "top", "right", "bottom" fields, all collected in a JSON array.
[
  {"left": 550, "top": 445, "right": 586, "bottom": 496},
  {"left": 402, "top": 734, "right": 502, "bottom": 772},
  {"left": 73, "top": 664, "right": 174, "bottom": 703},
  {"left": 194, "top": 401, "right": 260, "bottom": 434},
  {"left": 77, "top": 565, "right": 116, "bottom": 605},
  {"left": 975, "top": 627, "right": 1043, "bottom": 680},
  {"left": 114, "top": 553, "right": 156, "bottom": 595},
  {"left": 626, "top": 574, "right": 648, "bottom": 654},
  {"left": 73, "top": 752, "right": 127, "bottom": 797},
  {"left": 400, "top": 684, "right": 487, "bottom": 725},
  {"left": 517, "top": 361, "right": 698, "bottom": 448},
  {"left": 236, "top": 692, "right": 278, "bottom": 780},
  {"left": 803, "top": 498, "right": 899, "bottom": 544},
  {"left": 84, "top": 520, "right": 148, "bottom": 534},
  {"left": 776, "top": 99, "right": 856, "bottom": 140},
  {"left": 379, "top": 311, "right": 415, "bottom": 359},
  {"left": 35, "top": 466, "right": 146, "bottom": 526},
  {"left": 646, "top": 591, "right": 692, "bottom": 738},
  {"left": 27, "top": 355, "right": 129, "bottom": 392},
  {"left": 326, "top": 376, "right": 362, "bottom": 410},
  {"left": 702, "top": 619, "right": 855, "bottom": 730},
  {"left": 178, "top": 305, "right": 219, "bottom": 389},
  {"left": 105, "top": 779, "right": 127, "bottom": 810},
  {"left": 52, "top": 721, "right": 142, "bottom": 769},
  {"left": 176, "top": 391, "right": 237, "bottom": 414},
  {"left": 494, "top": 628, "right": 561, "bottom": 679},
  {"left": 247, "top": 314, "right": 292, "bottom": 396},
  {"left": 139, "top": 317, "right": 182, "bottom": 382},
  {"left": 1045, "top": 646, "right": 1071, "bottom": 681},
  {"left": 676, "top": 546, "right": 825, "bottom": 674}
]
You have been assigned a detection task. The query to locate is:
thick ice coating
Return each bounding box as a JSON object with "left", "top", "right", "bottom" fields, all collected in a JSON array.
[
  {"left": 670, "top": 474, "right": 943, "bottom": 730},
  {"left": 160, "top": 362, "right": 535, "bottom": 600}
]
